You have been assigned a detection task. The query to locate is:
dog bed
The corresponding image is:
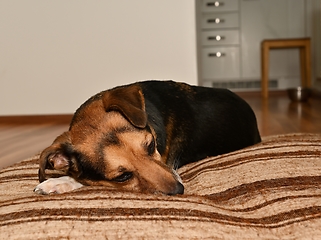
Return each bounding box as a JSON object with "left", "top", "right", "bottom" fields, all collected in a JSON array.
[{"left": 0, "top": 133, "right": 320, "bottom": 239}]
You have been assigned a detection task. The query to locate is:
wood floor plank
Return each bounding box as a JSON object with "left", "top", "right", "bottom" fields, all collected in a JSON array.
[
  {"left": 244, "top": 96, "right": 321, "bottom": 136},
  {"left": 0, "top": 125, "right": 63, "bottom": 158},
  {"left": 0, "top": 125, "right": 47, "bottom": 143},
  {"left": 0, "top": 124, "right": 68, "bottom": 169}
]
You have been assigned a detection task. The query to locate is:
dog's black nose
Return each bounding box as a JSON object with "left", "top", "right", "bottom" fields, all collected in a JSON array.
[{"left": 170, "top": 182, "right": 184, "bottom": 195}]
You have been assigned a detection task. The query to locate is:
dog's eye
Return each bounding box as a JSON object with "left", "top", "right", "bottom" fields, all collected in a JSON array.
[
  {"left": 112, "top": 172, "right": 133, "bottom": 183},
  {"left": 146, "top": 138, "right": 155, "bottom": 155}
]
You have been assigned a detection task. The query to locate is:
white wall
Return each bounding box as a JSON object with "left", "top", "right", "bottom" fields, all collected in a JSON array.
[{"left": 0, "top": 0, "right": 197, "bottom": 115}]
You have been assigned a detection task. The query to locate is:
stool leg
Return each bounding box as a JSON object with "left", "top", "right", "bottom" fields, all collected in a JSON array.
[
  {"left": 261, "top": 43, "right": 269, "bottom": 98},
  {"left": 304, "top": 40, "right": 312, "bottom": 87},
  {"left": 299, "top": 40, "right": 312, "bottom": 88},
  {"left": 300, "top": 47, "right": 307, "bottom": 87}
]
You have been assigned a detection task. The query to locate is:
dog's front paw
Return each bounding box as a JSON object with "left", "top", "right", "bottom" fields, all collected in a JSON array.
[{"left": 34, "top": 176, "right": 83, "bottom": 195}]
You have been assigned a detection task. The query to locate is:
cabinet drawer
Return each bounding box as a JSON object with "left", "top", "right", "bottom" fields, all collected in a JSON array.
[
  {"left": 202, "top": 29, "right": 239, "bottom": 46},
  {"left": 201, "top": 12, "right": 239, "bottom": 29},
  {"left": 201, "top": 0, "right": 239, "bottom": 12},
  {"left": 202, "top": 46, "right": 240, "bottom": 79}
]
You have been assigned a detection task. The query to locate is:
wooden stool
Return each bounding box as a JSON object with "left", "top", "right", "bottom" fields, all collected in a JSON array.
[{"left": 261, "top": 38, "right": 311, "bottom": 98}]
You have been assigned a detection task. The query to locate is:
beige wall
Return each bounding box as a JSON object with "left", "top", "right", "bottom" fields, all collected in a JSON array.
[{"left": 0, "top": 1, "right": 197, "bottom": 115}]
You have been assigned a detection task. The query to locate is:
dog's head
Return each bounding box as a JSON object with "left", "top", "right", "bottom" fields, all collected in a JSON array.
[{"left": 38, "top": 84, "right": 184, "bottom": 195}]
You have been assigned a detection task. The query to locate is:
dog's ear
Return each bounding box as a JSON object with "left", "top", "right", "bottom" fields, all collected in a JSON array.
[
  {"left": 38, "top": 132, "right": 78, "bottom": 182},
  {"left": 102, "top": 84, "right": 147, "bottom": 128}
]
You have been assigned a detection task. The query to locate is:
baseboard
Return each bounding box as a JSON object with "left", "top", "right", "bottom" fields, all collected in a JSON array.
[
  {"left": 237, "top": 89, "right": 321, "bottom": 99},
  {"left": 0, "top": 114, "right": 73, "bottom": 125},
  {"left": 236, "top": 90, "right": 287, "bottom": 98}
]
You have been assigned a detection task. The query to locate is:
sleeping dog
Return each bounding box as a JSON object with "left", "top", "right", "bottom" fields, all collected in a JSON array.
[{"left": 34, "top": 80, "right": 261, "bottom": 195}]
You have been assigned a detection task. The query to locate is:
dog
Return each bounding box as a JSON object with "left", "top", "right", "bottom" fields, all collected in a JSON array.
[{"left": 34, "top": 80, "right": 261, "bottom": 195}]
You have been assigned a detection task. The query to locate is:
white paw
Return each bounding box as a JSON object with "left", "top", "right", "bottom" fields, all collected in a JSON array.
[{"left": 34, "top": 176, "right": 83, "bottom": 195}]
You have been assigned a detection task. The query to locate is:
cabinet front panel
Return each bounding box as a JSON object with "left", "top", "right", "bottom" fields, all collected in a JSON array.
[
  {"left": 201, "top": 0, "right": 239, "bottom": 12},
  {"left": 240, "top": 0, "right": 306, "bottom": 79},
  {"left": 202, "top": 12, "right": 239, "bottom": 29},
  {"left": 202, "top": 29, "right": 239, "bottom": 46},
  {"left": 202, "top": 46, "right": 240, "bottom": 79}
]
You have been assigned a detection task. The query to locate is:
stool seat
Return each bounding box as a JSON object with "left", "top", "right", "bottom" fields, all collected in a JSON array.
[{"left": 261, "top": 38, "right": 311, "bottom": 98}]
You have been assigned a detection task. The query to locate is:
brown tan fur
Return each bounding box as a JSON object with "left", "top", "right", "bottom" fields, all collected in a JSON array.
[{"left": 39, "top": 111, "right": 182, "bottom": 194}]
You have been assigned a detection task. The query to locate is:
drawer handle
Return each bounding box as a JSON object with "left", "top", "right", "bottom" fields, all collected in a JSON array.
[
  {"left": 207, "top": 1, "right": 224, "bottom": 7},
  {"left": 208, "top": 52, "right": 225, "bottom": 57},
  {"left": 207, "top": 18, "right": 224, "bottom": 24},
  {"left": 208, "top": 36, "right": 225, "bottom": 41}
]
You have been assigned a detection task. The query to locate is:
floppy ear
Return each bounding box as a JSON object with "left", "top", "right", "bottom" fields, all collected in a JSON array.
[
  {"left": 102, "top": 84, "right": 147, "bottom": 128},
  {"left": 38, "top": 132, "right": 75, "bottom": 182}
]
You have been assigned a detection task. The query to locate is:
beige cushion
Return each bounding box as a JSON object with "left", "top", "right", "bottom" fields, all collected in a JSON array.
[{"left": 0, "top": 133, "right": 320, "bottom": 239}]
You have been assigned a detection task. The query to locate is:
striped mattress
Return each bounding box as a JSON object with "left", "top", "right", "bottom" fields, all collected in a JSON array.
[{"left": 0, "top": 133, "right": 320, "bottom": 239}]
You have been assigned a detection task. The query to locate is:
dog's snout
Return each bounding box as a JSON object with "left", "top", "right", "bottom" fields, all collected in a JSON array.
[
  {"left": 176, "top": 182, "right": 184, "bottom": 194},
  {"left": 169, "top": 181, "right": 184, "bottom": 195}
]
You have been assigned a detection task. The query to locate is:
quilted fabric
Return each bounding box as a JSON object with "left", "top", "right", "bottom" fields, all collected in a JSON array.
[{"left": 0, "top": 133, "right": 320, "bottom": 239}]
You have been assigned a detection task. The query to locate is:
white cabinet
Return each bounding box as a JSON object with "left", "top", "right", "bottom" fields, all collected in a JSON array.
[
  {"left": 197, "top": 0, "right": 241, "bottom": 85},
  {"left": 196, "top": 0, "right": 311, "bottom": 91}
]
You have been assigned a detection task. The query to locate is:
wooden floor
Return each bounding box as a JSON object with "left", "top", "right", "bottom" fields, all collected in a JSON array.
[
  {"left": 243, "top": 94, "right": 321, "bottom": 136},
  {"left": 1, "top": 94, "right": 321, "bottom": 170}
]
